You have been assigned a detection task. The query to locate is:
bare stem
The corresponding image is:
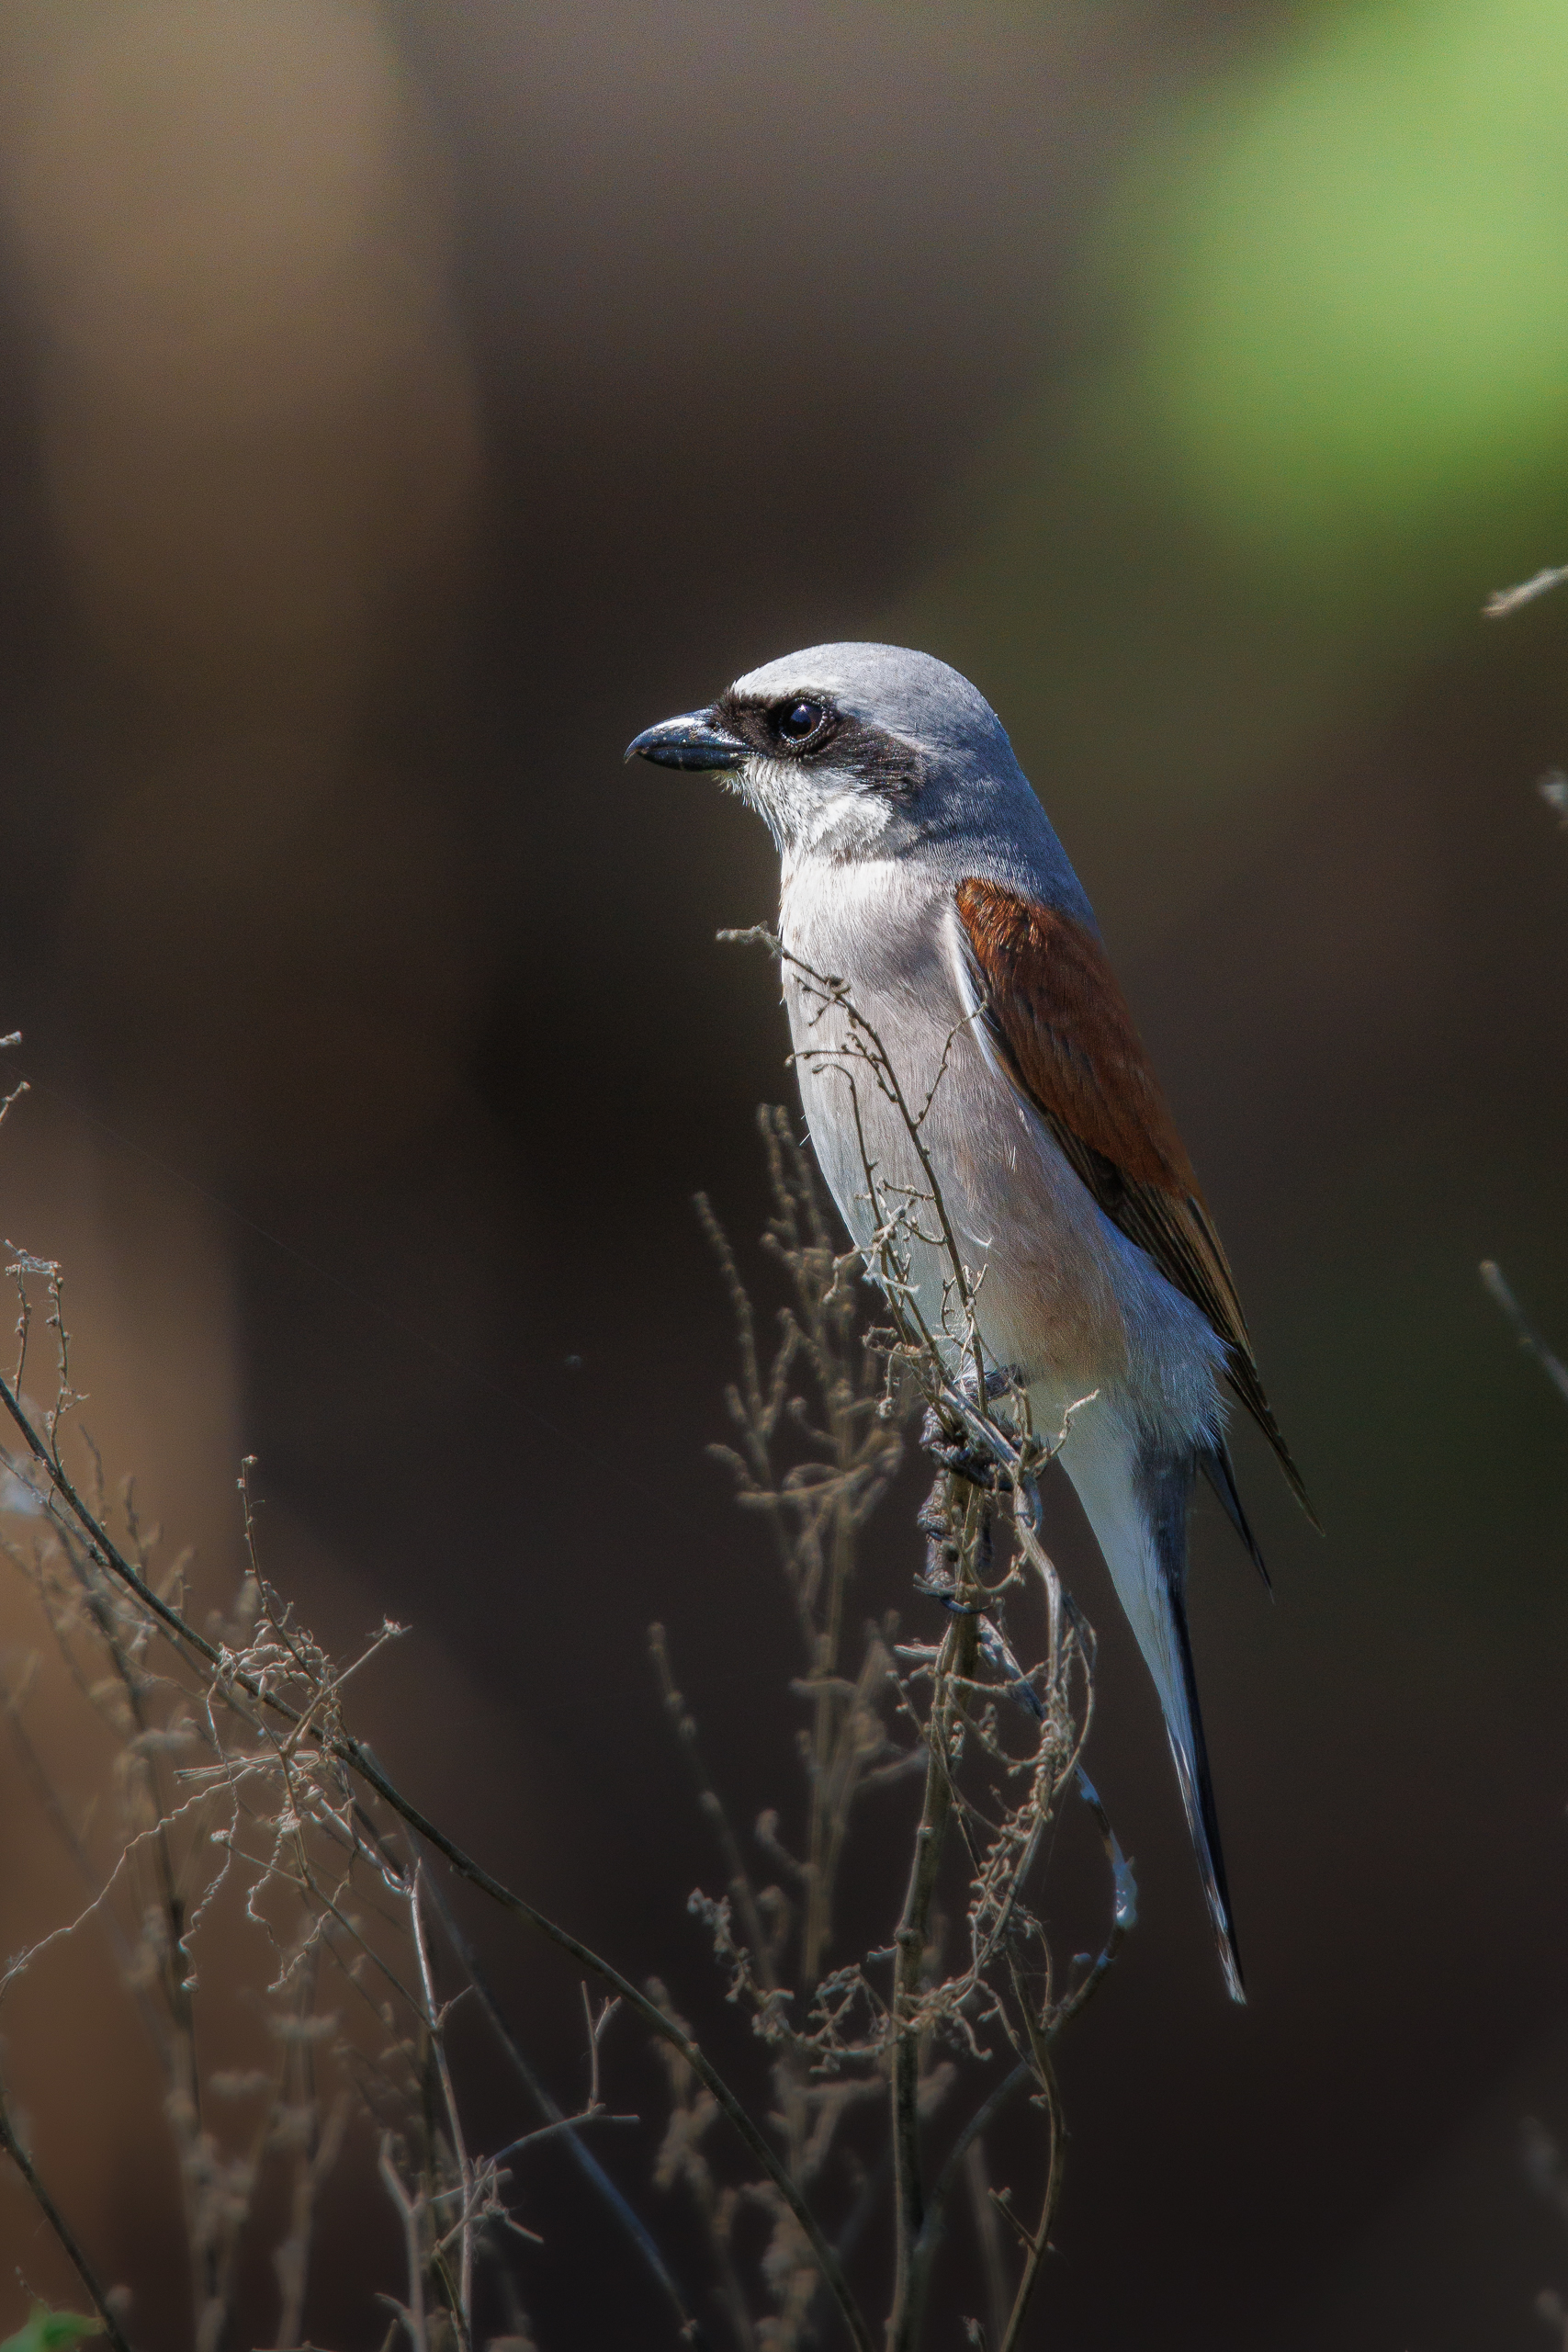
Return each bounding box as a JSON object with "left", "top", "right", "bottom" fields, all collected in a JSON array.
[
  {"left": 997, "top": 2052, "right": 1065, "bottom": 2352},
  {"left": 888, "top": 1484, "right": 984, "bottom": 2352},
  {"left": 0, "top": 1368, "right": 874, "bottom": 2352},
  {"left": 410, "top": 1864, "right": 475, "bottom": 2337},
  {"left": 412, "top": 1860, "right": 711, "bottom": 2347},
  {"left": 0, "top": 2087, "right": 135, "bottom": 2352},
  {"left": 1482, "top": 1260, "right": 1568, "bottom": 1409}
]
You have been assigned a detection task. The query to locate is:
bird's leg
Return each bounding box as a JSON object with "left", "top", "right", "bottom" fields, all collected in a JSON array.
[
  {"left": 975, "top": 1504, "right": 994, "bottom": 1584},
  {"left": 916, "top": 1469, "right": 992, "bottom": 1603},
  {"left": 917, "top": 1464, "right": 1048, "bottom": 1718},
  {"left": 919, "top": 1408, "right": 1001, "bottom": 1491},
  {"left": 917, "top": 1468, "right": 962, "bottom": 1597},
  {"left": 919, "top": 1363, "right": 1025, "bottom": 1488}
]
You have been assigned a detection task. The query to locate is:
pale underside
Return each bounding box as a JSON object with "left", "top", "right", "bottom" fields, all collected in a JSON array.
[{"left": 779, "top": 849, "right": 1229, "bottom": 1826}]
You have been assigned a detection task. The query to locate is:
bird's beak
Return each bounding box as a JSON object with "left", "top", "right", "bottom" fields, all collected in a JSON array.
[{"left": 625, "top": 707, "right": 750, "bottom": 772}]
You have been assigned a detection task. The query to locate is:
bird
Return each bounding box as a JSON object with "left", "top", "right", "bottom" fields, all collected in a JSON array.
[{"left": 627, "top": 642, "right": 1314, "bottom": 2001}]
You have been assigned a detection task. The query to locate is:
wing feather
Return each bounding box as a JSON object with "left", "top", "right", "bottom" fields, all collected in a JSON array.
[{"left": 954, "top": 876, "right": 1317, "bottom": 1525}]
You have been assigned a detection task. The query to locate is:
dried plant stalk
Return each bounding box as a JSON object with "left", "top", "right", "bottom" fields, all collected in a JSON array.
[
  {"left": 662, "top": 922, "right": 1139, "bottom": 2352},
  {"left": 0, "top": 951, "right": 1136, "bottom": 2352},
  {"left": 0, "top": 1228, "right": 815, "bottom": 2346}
]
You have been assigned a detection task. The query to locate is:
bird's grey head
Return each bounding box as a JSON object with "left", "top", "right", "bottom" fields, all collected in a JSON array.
[{"left": 626, "top": 641, "right": 1030, "bottom": 865}]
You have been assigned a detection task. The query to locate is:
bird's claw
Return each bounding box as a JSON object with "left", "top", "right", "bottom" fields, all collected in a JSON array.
[{"left": 919, "top": 1405, "right": 1007, "bottom": 1490}]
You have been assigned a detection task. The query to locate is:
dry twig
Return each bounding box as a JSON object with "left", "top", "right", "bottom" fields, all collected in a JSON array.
[{"left": 650, "top": 925, "right": 1138, "bottom": 2350}]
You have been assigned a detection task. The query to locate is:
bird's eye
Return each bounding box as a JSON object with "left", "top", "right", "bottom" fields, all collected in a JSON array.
[{"left": 775, "top": 699, "right": 826, "bottom": 743}]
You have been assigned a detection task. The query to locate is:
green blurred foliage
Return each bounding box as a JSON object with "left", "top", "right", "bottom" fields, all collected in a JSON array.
[
  {"left": 907, "top": 0, "right": 1568, "bottom": 895},
  {"left": 1134, "top": 0, "right": 1568, "bottom": 605},
  {"left": 0, "top": 2312, "right": 102, "bottom": 2352}
]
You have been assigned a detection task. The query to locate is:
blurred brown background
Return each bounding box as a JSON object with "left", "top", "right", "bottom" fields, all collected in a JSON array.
[{"left": 2, "top": 1, "right": 1568, "bottom": 2344}]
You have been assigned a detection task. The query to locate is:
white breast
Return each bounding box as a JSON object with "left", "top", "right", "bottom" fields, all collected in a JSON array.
[{"left": 777, "top": 853, "right": 1224, "bottom": 1452}]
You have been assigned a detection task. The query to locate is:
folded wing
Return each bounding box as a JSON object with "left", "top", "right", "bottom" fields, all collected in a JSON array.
[{"left": 953, "top": 875, "right": 1316, "bottom": 1525}]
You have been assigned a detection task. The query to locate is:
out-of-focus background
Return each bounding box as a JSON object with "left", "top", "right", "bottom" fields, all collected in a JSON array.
[{"left": 2, "top": 1, "right": 1568, "bottom": 2343}]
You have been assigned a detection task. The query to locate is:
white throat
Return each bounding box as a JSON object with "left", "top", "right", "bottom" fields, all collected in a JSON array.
[{"left": 732, "top": 757, "right": 896, "bottom": 868}]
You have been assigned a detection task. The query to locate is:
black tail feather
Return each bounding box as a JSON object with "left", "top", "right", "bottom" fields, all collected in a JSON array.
[
  {"left": 1164, "top": 1628, "right": 1247, "bottom": 2003},
  {"left": 1147, "top": 1453, "right": 1247, "bottom": 2004},
  {"left": 1223, "top": 1352, "right": 1322, "bottom": 1533},
  {"left": 1200, "top": 1439, "right": 1271, "bottom": 1592}
]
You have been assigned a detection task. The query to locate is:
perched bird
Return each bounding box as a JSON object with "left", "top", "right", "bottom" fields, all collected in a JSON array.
[{"left": 628, "top": 643, "right": 1314, "bottom": 2000}]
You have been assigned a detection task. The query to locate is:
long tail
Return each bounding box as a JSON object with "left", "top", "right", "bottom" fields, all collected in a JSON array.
[
  {"left": 1066, "top": 1430, "right": 1246, "bottom": 2003},
  {"left": 1143, "top": 1452, "right": 1245, "bottom": 2002},
  {"left": 1200, "top": 1437, "right": 1271, "bottom": 1592}
]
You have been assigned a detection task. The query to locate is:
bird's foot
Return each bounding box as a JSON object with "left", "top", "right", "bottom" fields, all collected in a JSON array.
[
  {"left": 917, "top": 1465, "right": 997, "bottom": 1600},
  {"left": 917, "top": 1476, "right": 961, "bottom": 1593},
  {"left": 919, "top": 1408, "right": 1006, "bottom": 1491},
  {"left": 919, "top": 1365, "right": 1026, "bottom": 1487},
  {"left": 912, "top": 1521, "right": 1047, "bottom": 1722}
]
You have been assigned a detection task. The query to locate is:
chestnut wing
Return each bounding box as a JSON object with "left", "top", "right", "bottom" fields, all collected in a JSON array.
[{"left": 953, "top": 876, "right": 1315, "bottom": 1521}]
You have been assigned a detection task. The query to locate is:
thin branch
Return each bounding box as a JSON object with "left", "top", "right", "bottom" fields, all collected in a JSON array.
[
  {"left": 888, "top": 1487, "right": 984, "bottom": 2352},
  {"left": 0, "top": 2087, "right": 135, "bottom": 2352},
  {"left": 0, "top": 1368, "right": 874, "bottom": 2352},
  {"left": 997, "top": 2052, "right": 1065, "bottom": 2352},
  {"left": 409, "top": 1864, "right": 476, "bottom": 2339},
  {"left": 1482, "top": 1261, "right": 1568, "bottom": 1409},
  {"left": 964, "top": 2137, "right": 1008, "bottom": 2352},
  {"left": 412, "top": 1861, "right": 712, "bottom": 2347},
  {"left": 1484, "top": 564, "right": 1568, "bottom": 616}
]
